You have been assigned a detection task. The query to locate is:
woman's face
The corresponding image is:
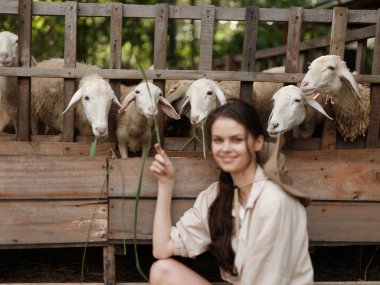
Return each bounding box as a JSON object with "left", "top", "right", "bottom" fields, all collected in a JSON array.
[{"left": 211, "top": 117, "right": 263, "bottom": 175}]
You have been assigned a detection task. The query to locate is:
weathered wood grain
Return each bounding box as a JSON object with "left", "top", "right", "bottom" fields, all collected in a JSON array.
[
  {"left": 0, "top": 156, "right": 107, "bottom": 199},
  {"left": 109, "top": 199, "right": 380, "bottom": 243},
  {"left": 0, "top": 141, "right": 116, "bottom": 156},
  {"left": 108, "top": 151, "right": 380, "bottom": 201},
  {"left": 0, "top": 200, "right": 107, "bottom": 245},
  {"left": 16, "top": 0, "right": 32, "bottom": 141},
  {"left": 63, "top": 1, "right": 78, "bottom": 142},
  {"left": 199, "top": 6, "right": 215, "bottom": 71}
]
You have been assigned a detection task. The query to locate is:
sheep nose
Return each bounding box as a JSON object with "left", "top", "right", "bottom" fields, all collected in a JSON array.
[
  {"left": 191, "top": 115, "right": 199, "bottom": 124},
  {"left": 268, "top": 122, "right": 279, "bottom": 132},
  {"left": 96, "top": 127, "right": 107, "bottom": 135},
  {"left": 147, "top": 106, "right": 156, "bottom": 114},
  {"left": 0, "top": 53, "right": 9, "bottom": 60}
]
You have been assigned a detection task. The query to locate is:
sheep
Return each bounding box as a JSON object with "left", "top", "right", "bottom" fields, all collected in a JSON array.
[
  {"left": 300, "top": 55, "right": 370, "bottom": 141},
  {"left": 31, "top": 58, "right": 121, "bottom": 138},
  {"left": 267, "top": 85, "right": 333, "bottom": 138},
  {"left": 116, "top": 81, "right": 180, "bottom": 158},
  {"left": 177, "top": 66, "right": 285, "bottom": 128},
  {"left": 0, "top": 31, "right": 19, "bottom": 132}
]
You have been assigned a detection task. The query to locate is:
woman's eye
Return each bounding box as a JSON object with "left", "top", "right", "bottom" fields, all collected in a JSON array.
[
  {"left": 232, "top": 137, "right": 243, "bottom": 143},
  {"left": 212, "top": 138, "right": 223, "bottom": 143},
  {"left": 84, "top": 96, "right": 90, "bottom": 101}
]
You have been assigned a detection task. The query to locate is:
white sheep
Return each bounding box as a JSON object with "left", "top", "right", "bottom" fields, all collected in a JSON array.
[
  {"left": 177, "top": 66, "right": 285, "bottom": 128},
  {"left": 116, "top": 81, "right": 180, "bottom": 158},
  {"left": 300, "top": 55, "right": 370, "bottom": 141},
  {"left": 31, "top": 58, "right": 121, "bottom": 138},
  {"left": 267, "top": 85, "right": 333, "bottom": 138},
  {"left": 0, "top": 31, "right": 19, "bottom": 132}
]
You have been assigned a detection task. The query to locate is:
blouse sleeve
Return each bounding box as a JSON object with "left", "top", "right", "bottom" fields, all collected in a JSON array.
[{"left": 170, "top": 182, "right": 218, "bottom": 258}]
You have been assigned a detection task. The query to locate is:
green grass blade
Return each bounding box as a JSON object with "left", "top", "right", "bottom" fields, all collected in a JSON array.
[{"left": 89, "top": 136, "right": 98, "bottom": 158}]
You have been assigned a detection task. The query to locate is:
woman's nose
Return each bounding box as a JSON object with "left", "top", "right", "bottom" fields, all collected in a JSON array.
[{"left": 221, "top": 141, "right": 230, "bottom": 151}]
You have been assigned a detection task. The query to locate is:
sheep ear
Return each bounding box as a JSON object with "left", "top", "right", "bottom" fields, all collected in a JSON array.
[
  {"left": 179, "top": 97, "right": 190, "bottom": 116},
  {"left": 339, "top": 68, "right": 360, "bottom": 97},
  {"left": 62, "top": 89, "right": 82, "bottom": 116},
  {"left": 112, "top": 95, "right": 122, "bottom": 108},
  {"left": 215, "top": 87, "right": 227, "bottom": 105},
  {"left": 118, "top": 92, "right": 136, "bottom": 114},
  {"left": 158, "top": 96, "right": 181, "bottom": 120},
  {"left": 305, "top": 97, "right": 333, "bottom": 120}
]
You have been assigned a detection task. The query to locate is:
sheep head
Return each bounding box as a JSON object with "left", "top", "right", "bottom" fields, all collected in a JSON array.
[
  {"left": 0, "top": 31, "right": 18, "bottom": 67},
  {"left": 267, "top": 85, "right": 332, "bottom": 138},
  {"left": 118, "top": 81, "right": 180, "bottom": 120},
  {"left": 62, "top": 74, "right": 121, "bottom": 138},
  {"left": 179, "top": 78, "right": 227, "bottom": 125},
  {"left": 300, "top": 55, "right": 360, "bottom": 98}
]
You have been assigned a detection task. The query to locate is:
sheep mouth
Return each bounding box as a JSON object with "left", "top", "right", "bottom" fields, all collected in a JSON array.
[
  {"left": 0, "top": 60, "right": 12, "bottom": 67},
  {"left": 268, "top": 131, "right": 280, "bottom": 137}
]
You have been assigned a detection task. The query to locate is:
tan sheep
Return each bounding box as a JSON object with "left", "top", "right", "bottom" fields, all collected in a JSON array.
[
  {"left": 301, "top": 55, "right": 370, "bottom": 141},
  {"left": 31, "top": 58, "right": 121, "bottom": 138}
]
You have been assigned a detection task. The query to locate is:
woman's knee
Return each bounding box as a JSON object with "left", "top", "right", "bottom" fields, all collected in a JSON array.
[{"left": 150, "top": 258, "right": 176, "bottom": 284}]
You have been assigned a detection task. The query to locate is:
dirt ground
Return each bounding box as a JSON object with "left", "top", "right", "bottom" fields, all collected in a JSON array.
[{"left": 0, "top": 245, "right": 379, "bottom": 282}]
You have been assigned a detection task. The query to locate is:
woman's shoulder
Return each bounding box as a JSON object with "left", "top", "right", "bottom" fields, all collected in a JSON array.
[{"left": 193, "top": 181, "right": 219, "bottom": 207}]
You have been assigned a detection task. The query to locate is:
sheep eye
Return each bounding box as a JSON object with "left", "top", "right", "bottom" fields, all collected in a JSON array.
[
  {"left": 294, "top": 99, "right": 302, "bottom": 103},
  {"left": 159, "top": 92, "right": 163, "bottom": 97},
  {"left": 84, "top": 96, "right": 90, "bottom": 101},
  {"left": 135, "top": 90, "right": 140, "bottom": 94},
  {"left": 206, "top": 91, "right": 213, "bottom": 96},
  {"left": 327, "top": 66, "right": 335, "bottom": 71}
]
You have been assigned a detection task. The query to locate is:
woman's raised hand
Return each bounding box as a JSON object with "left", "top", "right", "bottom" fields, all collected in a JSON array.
[{"left": 150, "top": 143, "right": 175, "bottom": 185}]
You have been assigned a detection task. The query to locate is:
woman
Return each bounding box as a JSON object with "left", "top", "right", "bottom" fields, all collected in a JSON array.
[{"left": 149, "top": 100, "right": 314, "bottom": 285}]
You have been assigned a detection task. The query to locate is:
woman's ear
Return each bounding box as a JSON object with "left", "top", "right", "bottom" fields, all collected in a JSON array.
[{"left": 254, "top": 135, "right": 265, "bottom": 152}]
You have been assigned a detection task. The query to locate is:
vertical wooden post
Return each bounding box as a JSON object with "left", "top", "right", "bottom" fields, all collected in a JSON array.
[
  {"left": 109, "top": 2, "right": 123, "bottom": 143},
  {"left": 153, "top": 3, "right": 169, "bottom": 147},
  {"left": 63, "top": 1, "right": 77, "bottom": 142},
  {"left": 366, "top": 9, "right": 380, "bottom": 148},
  {"left": 199, "top": 6, "right": 215, "bottom": 71},
  {"left": 285, "top": 7, "right": 302, "bottom": 74},
  {"left": 103, "top": 245, "right": 116, "bottom": 285},
  {"left": 355, "top": 39, "right": 367, "bottom": 74},
  {"left": 17, "top": 0, "right": 32, "bottom": 141},
  {"left": 321, "top": 7, "right": 347, "bottom": 150},
  {"left": 284, "top": 7, "right": 303, "bottom": 148},
  {"left": 240, "top": 6, "right": 259, "bottom": 104}
]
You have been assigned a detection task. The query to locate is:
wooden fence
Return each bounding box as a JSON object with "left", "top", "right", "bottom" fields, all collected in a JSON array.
[{"left": 0, "top": 1, "right": 379, "bottom": 284}]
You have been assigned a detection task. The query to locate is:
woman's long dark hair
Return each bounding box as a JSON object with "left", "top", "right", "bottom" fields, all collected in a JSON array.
[{"left": 206, "top": 100, "right": 265, "bottom": 275}]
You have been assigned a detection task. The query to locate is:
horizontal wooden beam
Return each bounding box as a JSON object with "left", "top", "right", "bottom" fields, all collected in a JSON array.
[{"left": 1, "top": 1, "right": 379, "bottom": 23}]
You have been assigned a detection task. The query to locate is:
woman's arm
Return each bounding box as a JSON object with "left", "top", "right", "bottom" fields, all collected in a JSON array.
[{"left": 150, "top": 144, "right": 175, "bottom": 259}]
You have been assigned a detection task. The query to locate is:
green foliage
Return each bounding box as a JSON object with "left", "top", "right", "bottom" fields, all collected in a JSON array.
[{"left": 1, "top": 0, "right": 317, "bottom": 69}]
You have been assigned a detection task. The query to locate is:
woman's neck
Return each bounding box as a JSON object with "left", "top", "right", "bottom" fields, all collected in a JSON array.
[{"left": 231, "top": 164, "right": 257, "bottom": 206}]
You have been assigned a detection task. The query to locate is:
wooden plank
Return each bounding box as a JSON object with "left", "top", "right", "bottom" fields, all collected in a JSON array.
[
  {"left": 366, "top": 9, "right": 380, "bottom": 149},
  {"left": 108, "top": 153, "right": 380, "bottom": 201},
  {"left": 321, "top": 7, "right": 348, "bottom": 151},
  {"left": 0, "top": 156, "right": 107, "bottom": 199},
  {"left": 1, "top": 66, "right": 380, "bottom": 84},
  {"left": 0, "top": 141, "right": 116, "bottom": 156},
  {"left": 285, "top": 7, "right": 302, "bottom": 73},
  {"left": 103, "top": 245, "right": 116, "bottom": 285},
  {"left": 307, "top": 202, "right": 380, "bottom": 243},
  {"left": 153, "top": 3, "right": 169, "bottom": 147},
  {"left": 0, "top": 200, "right": 107, "bottom": 245},
  {"left": 108, "top": 157, "right": 219, "bottom": 198},
  {"left": 2, "top": 1, "right": 380, "bottom": 23},
  {"left": 109, "top": 199, "right": 380, "bottom": 243},
  {"left": 240, "top": 6, "right": 259, "bottom": 104},
  {"left": 16, "top": 0, "right": 32, "bottom": 141},
  {"left": 330, "top": 7, "right": 347, "bottom": 58},
  {"left": 355, "top": 39, "right": 367, "bottom": 74},
  {"left": 63, "top": 1, "right": 78, "bottom": 142},
  {"left": 199, "top": 6, "right": 215, "bottom": 71},
  {"left": 109, "top": 2, "right": 123, "bottom": 144}
]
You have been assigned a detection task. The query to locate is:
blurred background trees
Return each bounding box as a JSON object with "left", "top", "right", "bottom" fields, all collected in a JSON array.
[{"left": 0, "top": 0, "right": 370, "bottom": 70}]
